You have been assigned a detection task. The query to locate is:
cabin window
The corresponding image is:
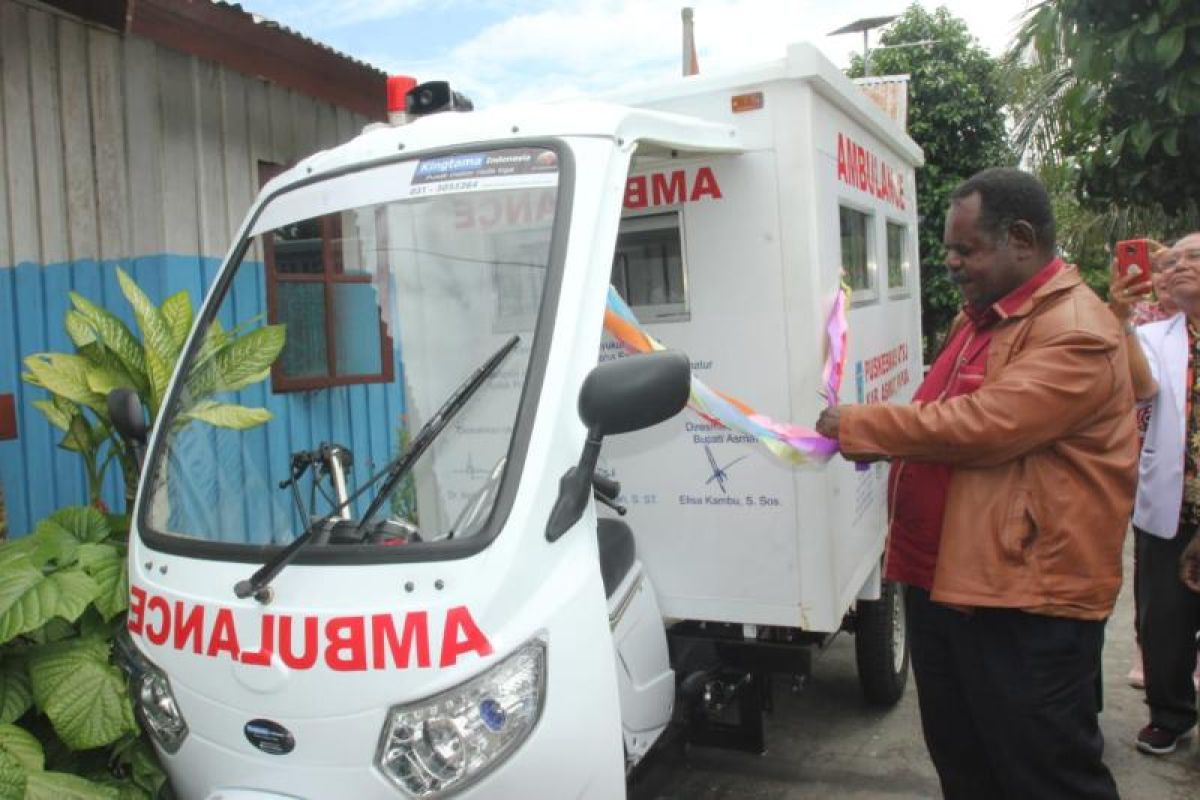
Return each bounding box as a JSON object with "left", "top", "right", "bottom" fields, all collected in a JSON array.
[
  {"left": 887, "top": 221, "right": 909, "bottom": 294},
  {"left": 839, "top": 205, "right": 875, "bottom": 299},
  {"left": 259, "top": 162, "right": 393, "bottom": 392},
  {"left": 612, "top": 212, "right": 689, "bottom": 322}
]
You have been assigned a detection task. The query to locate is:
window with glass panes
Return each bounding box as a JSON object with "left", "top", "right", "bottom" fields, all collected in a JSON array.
[
  {"left": 839, "top": 206, "right": 873, "bottom": 295},
  {"left": 611, "top": 212, "right": 689, "bottom": 321},
  {"left": 260, "top": 162, "right": 393, "bottom": 392},
  {"left": 887, "top": 221, "right": 908, "bottom": 291}
]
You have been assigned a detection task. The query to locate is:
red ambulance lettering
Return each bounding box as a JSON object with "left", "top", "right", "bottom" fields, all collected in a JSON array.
[
  {"left": 371, "top": 611, "right": 431, "bottom": 669},
  {"left": 836, "top": 132, "right": 906, "bottom": 211},
  {"left": 439, "top": 605, "right": 494, "bottom": 667},
  {"left": 279, "top": 615, "right": 319, "bottom": 670},
  {"left": 127, "top": 585, "right": 147, "bottom": 635},
  {"left": 624, "top": 167, "right": 723, "bottom": 210},
  {"left": 240, "top": 616, "right": 274, "bottom": 666},
  {"left": 145, "top": 595, "right": 171, "bottom": 646},
  {"left": 206, "top": 608, "right": 241, "bottom": 660},
  {"left": 625, "top": 176, "right": 648, "bottom": 208},
  {"left": 689, "top": 167, "right": 721, "bottom": 202},
  {"left": 652, "top": 171, "right": 687, "bottom": 206},
  {"left": 325, "top": 616, "right": 368, "bottom": 671},
  {"left": 174, "top": 602, "right": 205, "bottom": 654},
  {"left": 127, "top": 589, "right": 492, "bottom": 671}
]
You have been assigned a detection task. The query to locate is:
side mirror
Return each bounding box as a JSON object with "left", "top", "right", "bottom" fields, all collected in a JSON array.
[
  {"left": 107, "top": 388, "right": 148, "bottom": 444},
  {"left": 546, "top": 350, "right": 691, "bottom": 542},
  {"left": 579, "top": 350, "right": 691, "bottom": 436}
]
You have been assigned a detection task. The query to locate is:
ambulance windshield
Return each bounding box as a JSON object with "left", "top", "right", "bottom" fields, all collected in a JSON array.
[{"left": 140, "top": 146, "right": 561, "bottom": 555}]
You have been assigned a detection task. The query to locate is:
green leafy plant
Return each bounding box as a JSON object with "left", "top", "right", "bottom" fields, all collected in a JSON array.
[
  {"left": 1009, "top": 1, "right": 1200, "bottom": 213},
  {"left": 21, "top": 267, "right": 285, "bottom": 511},
  {"left": 0, "top": 506, "right": 161, "bottom": 798},
  {"left": 390, "top": 423, "right": 419, "bottom": 525}
]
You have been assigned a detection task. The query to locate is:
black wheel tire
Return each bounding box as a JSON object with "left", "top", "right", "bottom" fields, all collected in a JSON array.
[{"left": 854, "top": 579, "right": 909, "bottom": 706}]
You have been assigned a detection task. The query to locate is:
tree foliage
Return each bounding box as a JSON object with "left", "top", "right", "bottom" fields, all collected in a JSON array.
[
  {"left": 1012, "top": 0, "right": 1200, "bottom": 213},
  {"left": 0, "top": 507, "right": 162, "bottom": 799},
  {"left": 848, "top": 4, "right": 1014, "bottom": 356}
]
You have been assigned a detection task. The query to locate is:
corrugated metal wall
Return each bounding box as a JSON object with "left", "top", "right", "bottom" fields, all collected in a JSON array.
[{"left": 0, "top": 0, "right": 385, "bottom": 536}]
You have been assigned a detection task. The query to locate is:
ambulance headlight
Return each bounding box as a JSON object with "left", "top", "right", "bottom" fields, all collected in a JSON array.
[
  {"left": 375, "top": 638, "right": 546, "bottom": 797},
  {"left": 115, "top": 630, "right": 189, "bottom": 753}
]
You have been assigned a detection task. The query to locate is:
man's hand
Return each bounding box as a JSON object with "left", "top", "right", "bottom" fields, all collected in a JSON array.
[
  {"left": 816, "top": 406, "right": 842, "bottom": 440},
  {"left": 1181, "top": 531, "right": 1200, "bottom": 594},
  {"left": 816, "top": 405, "right": 888, "bottom": 463},
  {"left": 1108, "top": 257, "right": 1153, "bottom": 321}
]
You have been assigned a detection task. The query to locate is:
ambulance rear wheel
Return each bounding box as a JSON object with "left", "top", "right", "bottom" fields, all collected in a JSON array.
[{"left": 854, "top": 579, "right": 909, "bottom": 706}]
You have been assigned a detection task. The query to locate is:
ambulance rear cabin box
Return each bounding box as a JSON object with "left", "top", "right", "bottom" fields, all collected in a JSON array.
[{"left": 600, "top": 44, "right": 924, "bottom": 634}]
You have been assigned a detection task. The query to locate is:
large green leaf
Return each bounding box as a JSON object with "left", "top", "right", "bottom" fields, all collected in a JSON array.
[
  {"left": 0, "top": 568, "right": 99, "bottom": 644},
  {"left": 31, "top": 400, "right": 72, "bottom": 433},
  {"left": 0, "top": 747, "right": 25, "bottom": 800},
  {"left": 84, "top": 363, "right": 137, "bottom": 398},
  {"left": 78, "top": 344, "right": 145, "bottom": 402},
  {"left": 68, "top": 293, "right": 146, "bottom": 385},
  {"left": 28, "top": 618, "right": 77, "bottom": 645},
  {"left": 28, "top": 639, "right": 135, "bottom": 751},
  {"left": 213, "top": 325, "right": 286, "bottom": 393},
  {"left": 116, "top": 270, "right": 174, "bottom": 378},
  {"left": 1129, "top": 119, "right": 1156, "bottom": 157},
  {"left": 0, "top": 539, "right": 42, "bottom": 571},
  {"left": 1155, "top": 26, "right": 1186, "bottom": 67},
  {"left": 25, "top": 770, "right": 119, "bottom": 800},
  {"left": 0, "top": 661, "right": 32, "bottom": 725},
  {"left": 22, "top": 355, "right": 106, "bottom": 415},
  {"left": 42, "top": 507, "right": 110, "bottom": 544},
  {"left": 181, "top": 401, "right": 272, "bottom": 430},
  {"left": 0, "top": 724, "right": 42, "bottom": 772},
  {"left": 78, "top": 546, "right": 127, "bottom": 621},
  {"left": 59, "top": 414, "right": 93, "bottom": 455},
  {"left": 26, "top": 522, "right": 80, "bottom": 569},
  {"left": 143, "top": 349, "right": 171, "bottom": 416},
  {"left": 109, "top": 736, "right": 163, "bottom": 799},
  {"left": 64, "top": 310, "right": 98, "bottom": 349},
  {"left": 0, "top": 564, "right": 45, "bottom": 646},
  {"left": 159, "top": 291, "right": 193, "bottom": 353},
  {"left": 96, "top": 777, "right": 152, "bottom": 800}
]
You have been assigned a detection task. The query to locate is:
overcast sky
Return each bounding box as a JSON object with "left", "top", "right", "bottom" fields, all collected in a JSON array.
[{"left": 237, "top": 1, "right": 1034, "bottom": 108}]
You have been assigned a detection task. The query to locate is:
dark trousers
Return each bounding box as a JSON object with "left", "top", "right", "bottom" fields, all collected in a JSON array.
[
  {"left": 906, "top": 587, "right": 1119, "bottom": 800},
  {"left": 1134, "top": 524, "right": 1200, "bottom": 733}
]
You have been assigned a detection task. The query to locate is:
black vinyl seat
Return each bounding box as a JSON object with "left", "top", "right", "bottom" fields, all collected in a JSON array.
[{"left": 597, "top": 518, "right": 637, "bottom": 599}]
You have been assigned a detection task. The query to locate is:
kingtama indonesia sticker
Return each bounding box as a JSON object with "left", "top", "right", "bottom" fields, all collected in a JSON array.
[{"left": 409, "top": 148, "right": 559, "bottom": 197}]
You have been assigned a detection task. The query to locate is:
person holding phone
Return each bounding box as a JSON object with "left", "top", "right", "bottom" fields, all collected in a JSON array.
[
  {"left": 1109, "top": 239, "right": 1177, "bottom": 691},
  {"left": 1120, "top": 232, "right": 1200, "bottom": 755},
  {"left": 816, "top": 168, "right": 1133, "bottom": 798}
]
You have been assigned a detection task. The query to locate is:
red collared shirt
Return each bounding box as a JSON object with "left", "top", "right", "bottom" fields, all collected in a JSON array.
[{"left": 884, "top": 257, "right": 1065, "bottom": 589}]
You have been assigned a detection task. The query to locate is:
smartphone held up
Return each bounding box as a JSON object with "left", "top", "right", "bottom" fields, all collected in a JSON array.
[{"left": 1116, "top": 239, "right": 1154, "bottom": 290}]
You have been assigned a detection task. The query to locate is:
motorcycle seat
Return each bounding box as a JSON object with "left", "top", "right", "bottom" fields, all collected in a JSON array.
[{"left": 597, "top": 518, "right": 636, "bottom": 599}]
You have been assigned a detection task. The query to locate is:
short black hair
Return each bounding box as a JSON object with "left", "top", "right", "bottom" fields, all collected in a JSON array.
[{"left": 950, "top": 167, "right": 1055, "bottom": 253}]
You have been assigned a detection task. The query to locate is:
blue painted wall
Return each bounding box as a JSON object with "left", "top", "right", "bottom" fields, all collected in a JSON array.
[{"left": 0, "top": 255, "right": 401, "bottom": 539}]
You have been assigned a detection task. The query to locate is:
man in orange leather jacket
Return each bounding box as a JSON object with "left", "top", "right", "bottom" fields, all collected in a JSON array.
[{"left": 817, "top": 168, "right": 1136, "bottom": 799}]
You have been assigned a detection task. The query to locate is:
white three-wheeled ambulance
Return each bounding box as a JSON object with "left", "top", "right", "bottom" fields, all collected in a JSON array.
[{"left": 113, "top": 41, "right": 924, "bottom": 799}]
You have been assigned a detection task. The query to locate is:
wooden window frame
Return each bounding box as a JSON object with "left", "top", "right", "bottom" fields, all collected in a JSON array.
[{"left": 259, "top": 162, "right": 394, "bottom": 393}]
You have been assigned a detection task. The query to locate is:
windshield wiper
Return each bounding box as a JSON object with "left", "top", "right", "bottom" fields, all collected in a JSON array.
[{"left": 233, "top": 334, "right": 521, "bottom": 603}]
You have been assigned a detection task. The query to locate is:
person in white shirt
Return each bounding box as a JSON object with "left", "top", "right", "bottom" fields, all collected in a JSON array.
[{"left": 1116, "top": 232, "right": 1200, "bottom": 755}]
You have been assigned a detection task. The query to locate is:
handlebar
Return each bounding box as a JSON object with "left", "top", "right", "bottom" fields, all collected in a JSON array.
[
  {"left": 592, "top": 473, "right": 620, "bottom": 502},
  {"left": 591, "top": 473, "right": 625, "bottom": 516}
]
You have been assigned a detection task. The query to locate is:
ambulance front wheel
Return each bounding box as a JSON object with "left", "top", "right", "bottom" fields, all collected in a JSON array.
[{"left": 853, "top": 579, "right": 909, "bottom": 706}]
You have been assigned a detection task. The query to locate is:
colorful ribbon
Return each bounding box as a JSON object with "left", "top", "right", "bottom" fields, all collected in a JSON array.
[{"left": 603, "top": 286, "right": 847, "bottom": 465}]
